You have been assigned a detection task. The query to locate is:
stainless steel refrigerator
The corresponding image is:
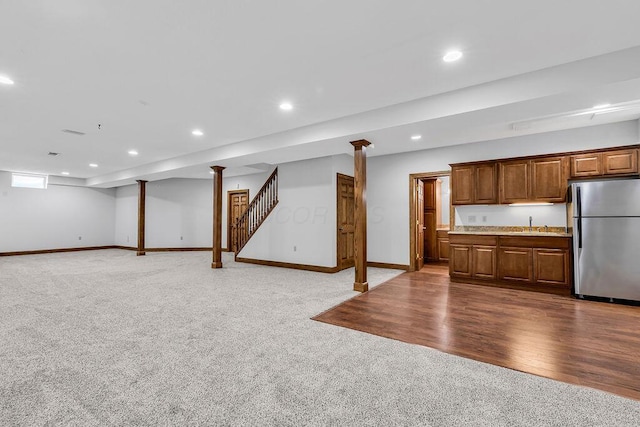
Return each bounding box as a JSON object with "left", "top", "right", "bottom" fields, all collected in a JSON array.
[{"left": 570, "top": 179, "right": 640, "bottom": 301}]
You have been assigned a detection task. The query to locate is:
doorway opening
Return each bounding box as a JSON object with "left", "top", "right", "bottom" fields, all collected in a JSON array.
[
  {"left": 227, "top": 189, "right": 249, "bottom": 252},
  {"left": 409, "top": 171, "right": 452, "bottom": 271}
]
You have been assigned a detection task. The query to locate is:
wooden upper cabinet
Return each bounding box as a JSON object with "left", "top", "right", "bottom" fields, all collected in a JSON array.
[
  {"left": 500, "top": 157, "right": 567, "bottom": 203},
  {"left": 451, "top": 163, "right": 497, "bottom": 205},
  {"left": 530, "top": 157, "right": 567, "bottom": 202},
  {"left": 570, "top": 153, "right": 601, "bottom": 177},
  {"left": 570, "top": 147, "right": 639, "bottom": 178},
  {"left": 499, "top": 160, "right": 529, "bottom": 204},
  {"left": 474, "top": 163, "right": 498, "bottom": 204},
  {"left": 451, "top": 165, "right": 474, "bottom": 205},
  {"left": 603, "top": 149, "right": 638, "bottom": 175}
]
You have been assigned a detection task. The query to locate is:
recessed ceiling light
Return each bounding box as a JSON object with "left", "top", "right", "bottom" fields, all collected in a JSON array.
[
  {"left": 61, "top": 171, "right": 70, "bottom": 176},
  {"left": 411, "top": 135, "right": 422, "bottom": 141},
  {"left": 89, "top": 163, "right": 98, "bottom": 168},
  {"left": 128, "top": 150, "right": 139, "bottom": 156},
  {"left": 279, "top": 102, "right": 293, "bottom": 111},
  {"left": 443, "top": 50, "right": 463, "bottom": 62},
  {"left": 192, "top": 129, "right": 204, "bottom": 136},
  {"left": 0, "top": 75, "right": 14, "bottom": 85},
  {"left": 593, "top": 103, "right": 611, "bottom": 109}
]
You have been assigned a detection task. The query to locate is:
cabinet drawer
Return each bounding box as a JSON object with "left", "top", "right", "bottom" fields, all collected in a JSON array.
[{"left": 449, "top": 234, "right": 498, "bottom": 246}]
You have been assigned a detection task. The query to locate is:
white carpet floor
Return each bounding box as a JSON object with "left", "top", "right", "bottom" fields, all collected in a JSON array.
[{"left": 1, "top": 249, "right": 639, "bottom": 426}]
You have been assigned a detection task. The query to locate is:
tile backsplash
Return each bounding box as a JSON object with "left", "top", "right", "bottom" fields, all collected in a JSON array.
[{"left": 455, "top": 204, "right": 567, "bottom": 228}]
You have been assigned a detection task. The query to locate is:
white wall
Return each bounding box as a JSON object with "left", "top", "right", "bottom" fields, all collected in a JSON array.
[
  {"left": 0, "top": 171, "right": 116, "bottom": 252},
  {"left": 368, "top": 121, "right": 639, "bottom": 265},
  {"left": 239, "top": 156, "right": 343, "bottom": 267},
  {"left": 114, "top": 184, "right": 137, "bottom": 246},
  {"left": 145, "top": 179, "right": 213, "bottom": 248}
]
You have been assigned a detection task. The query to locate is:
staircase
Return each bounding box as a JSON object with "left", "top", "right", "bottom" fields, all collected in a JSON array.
[{"left": 233, "top": 167, "right": 279, "bottom": 256}]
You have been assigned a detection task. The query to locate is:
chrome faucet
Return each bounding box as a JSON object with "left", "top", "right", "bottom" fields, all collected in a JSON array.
[{"left": 528, "top": 216, "right": 533, "bottom": 232}]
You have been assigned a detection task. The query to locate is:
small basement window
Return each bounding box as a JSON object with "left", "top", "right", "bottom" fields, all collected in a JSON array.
[{"left": 11, "top": 173, "right": 48, "bottom": 189}]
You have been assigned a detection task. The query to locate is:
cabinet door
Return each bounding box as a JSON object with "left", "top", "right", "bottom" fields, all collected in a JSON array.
[
  {"left": 603, "top": 149, "right": 638, "bottom": 175},
  {"left": 498, "top": 247, "right": 533, "bottom": 282},
  {"left": 451, "top": 166, "right": 474, "bottom": 205},
  {"left": 530, "top": 157, "right": 567, "bottom": 202},
  {"left": 472, "top": 245, "right": 496, "bottom": 279},
  {"left": 449, "top": 244, "right": 472, "bottom": 277},
  {"left": 475, "top": 163, "right": 498, "bottom": 204},
  {"left": 437, "top": 238, "right": 450, "bottom": 261},
  {"left": 499, "top": 160, "right": 529, "bottom": 204},
  {"left": 570, "top": 153, "right": 601, "bottom": 177},
  {"left": 534, "top": 249, "right": 568, "bottom": 286}
]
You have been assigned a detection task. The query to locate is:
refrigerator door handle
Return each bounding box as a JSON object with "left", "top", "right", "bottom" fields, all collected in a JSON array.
[{"left": 576, "top": 185, "right": 582, "bottom": 249}]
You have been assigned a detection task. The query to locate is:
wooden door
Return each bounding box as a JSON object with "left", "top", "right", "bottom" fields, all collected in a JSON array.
[
  {"left": 337, "top": 174, "right": 355, "bottom": 270},
  {"left": 423, "top": 179, "right": 437, "bottom": 262},
  {"left": 227, "top": 189, "right": 249, "bottom": 252},
  {"left": 416, "top": 180, "right": 425, "bottom": 270}
]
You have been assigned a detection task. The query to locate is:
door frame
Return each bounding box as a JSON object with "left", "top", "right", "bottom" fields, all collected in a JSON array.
[
  {"left": 227, "top": 189, "right": 249, "bottom": 252},
  {"left": 409, "top": 171, "right": 452, "bottom": 272},
  {"left": 336, "top": 173, "right": 355, "bottom": 270}
]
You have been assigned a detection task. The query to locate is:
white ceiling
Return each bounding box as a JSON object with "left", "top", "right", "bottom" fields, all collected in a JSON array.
[{"left": 2, "top": 0, "right": 640, "bottom": 187}]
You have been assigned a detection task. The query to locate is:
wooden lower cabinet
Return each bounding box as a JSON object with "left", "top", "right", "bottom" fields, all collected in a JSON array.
[
  {"left": 449, "top": 245, "right": 472, "bottom": 277},
  {"left": 472, "top": 246, "right": 496, "bottom": 279},
  {"left": 436, "top": 229, "right": 450, "bottom": 261},
  {"left": 534, "top": 249, "right": 569, "bottom": 286},
  {"left": 498, "top": 247, "right": 533, "bottom": 282},
  {"left": 449, "top": 233, "right": 571, "bottom": 294}
]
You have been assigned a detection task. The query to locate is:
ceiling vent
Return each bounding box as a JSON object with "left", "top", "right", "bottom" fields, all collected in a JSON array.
[
  {"left": 61, "top": 129, "right": 86, "bottom": 136},
  {"left": 48, "top": 152, "right": 60, "bottom": 156}
]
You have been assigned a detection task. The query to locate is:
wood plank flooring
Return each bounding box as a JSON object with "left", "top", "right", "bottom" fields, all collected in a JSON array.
[{"left": 313, "top": 264, "right": 640, "bottom": 401}]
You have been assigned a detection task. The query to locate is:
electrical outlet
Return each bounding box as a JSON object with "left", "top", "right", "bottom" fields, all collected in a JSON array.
[
  {"left": 293, "top": 246, "right": 297, "bottom": 252},
  {"left": 468, "top": 215, "right": 476, "bottom": 223},
  {"left": 180, "top": 236, "right": 183, "bottom": 240},
  {"left": 78, "top": 236, "right": 82, "bottom": 240}
]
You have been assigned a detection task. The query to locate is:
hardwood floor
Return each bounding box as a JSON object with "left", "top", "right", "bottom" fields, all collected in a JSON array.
[{"left": 313, "top": 264, "right": 640, "bottom": 401}]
